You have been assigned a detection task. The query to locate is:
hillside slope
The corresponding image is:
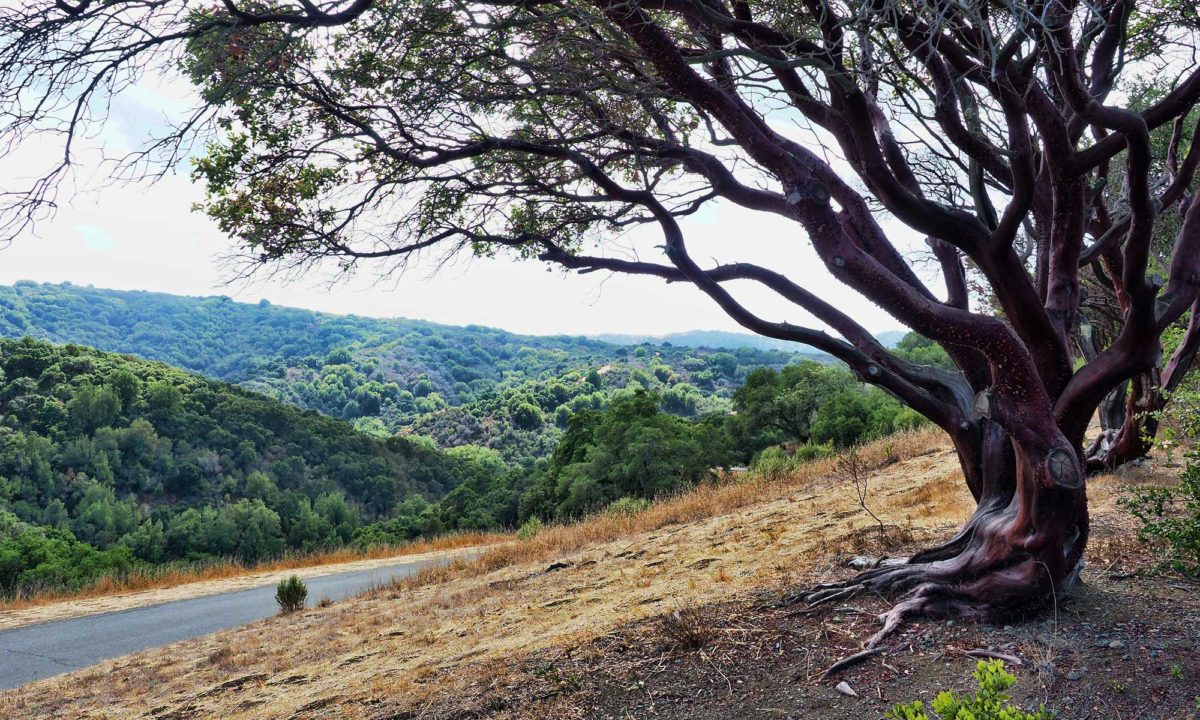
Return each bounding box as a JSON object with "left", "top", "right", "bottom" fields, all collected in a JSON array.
[
  {"left": 0, "top": 430, "right": 968, "bottom": 716},
  {"left": 0, "top": 282, "right": 819, "bottom": 463},
  {"left": 4, "top": 429, "right": 1192, "bottom": 719},
  {"left": 0, "top": 337, "right": 488, "bottom": 598}
]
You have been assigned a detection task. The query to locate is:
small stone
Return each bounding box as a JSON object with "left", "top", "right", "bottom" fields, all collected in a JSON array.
[
  {"left": 835, "top": 681, "right": 858, "bottom": 697},
  {"left": 1067, "top": 670, "right": 1082, "bottom": 681},
  {"left": 1109, "top": 640, "right": 1125, "bottom": 649}
]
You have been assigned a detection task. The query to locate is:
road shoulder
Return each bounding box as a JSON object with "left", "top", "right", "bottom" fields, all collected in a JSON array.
[{"left": 0, "top": 545, "right": 481, "bottom": 632}]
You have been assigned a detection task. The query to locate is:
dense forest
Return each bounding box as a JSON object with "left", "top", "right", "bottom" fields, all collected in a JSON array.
[
  {"left": 0, "top": 337, "right": 494, "bottom": 595},
  {"left": 0, "top": 282, "right": 828, "bottom": 465}
]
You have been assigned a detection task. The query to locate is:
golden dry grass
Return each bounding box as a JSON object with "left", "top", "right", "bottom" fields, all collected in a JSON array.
[
  {"left": 0, "top": 427, "right": 984, "bottom": 720},
  {"left": 0, "top": 532, "right": 501, "bottom": 631}
]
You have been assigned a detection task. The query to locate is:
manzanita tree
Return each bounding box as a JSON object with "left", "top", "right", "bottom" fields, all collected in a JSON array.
[{"left": 2, "top": 0, "right": 1199, "bottom": 643}]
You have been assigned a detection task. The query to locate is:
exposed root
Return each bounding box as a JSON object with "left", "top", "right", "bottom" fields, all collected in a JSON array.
[
  {"left": 804, "top": 542, "right": 1069, "bottom": 648},
  {"left": 865, "top": 582, "right": 988, "bottom": 648},
  {"left": 819, "top": 646, "right": 887, "bottom": 679}
]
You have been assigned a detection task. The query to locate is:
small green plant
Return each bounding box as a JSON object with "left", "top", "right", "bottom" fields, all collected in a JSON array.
[
  {"left": 275, "top": 575, "right": 308, "bottom": 614},
  {"left": 1120, "top": 450, "right": 1200, "bottom": 575},
  {"left": 886, "top": 660, "right": 1053, "bottom": 720},
  {"left": 1170, "top": 664, "right": 1185, "bottom": 681},
  {"left": 531, "top": 662, "right": 583, "bottom": 690},
  {"left": 605, "top": 496, "right": 651, "bottom": 517},
  {"left": 516, "top": 516, "right": 543, "bottom": 540}
]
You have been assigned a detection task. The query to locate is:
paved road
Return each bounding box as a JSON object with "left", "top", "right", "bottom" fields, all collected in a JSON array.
[{"left": 0, "top": 557, "right": 442, "bottom": 690}]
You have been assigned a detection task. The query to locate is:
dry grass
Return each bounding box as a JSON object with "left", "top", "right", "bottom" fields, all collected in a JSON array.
[
  {"left": 381, "top": 428, "right": 952, "bottom": 597},
  {"left": 0, "top": 427, "right": 979, "bottom": 720},
  {"left": 0, "top": 532, "right": 500, "bottom": 630},
  {"left": 658, "top": 601, "right": 714, "bottom": 650}
]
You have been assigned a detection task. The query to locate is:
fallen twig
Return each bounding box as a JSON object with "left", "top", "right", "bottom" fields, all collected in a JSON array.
[
  {"left": 964, "top": 649, "right": 1023, "bottom": 666},
  {"left": 819, "top": 646, "right": 887, "bottom": 680}
]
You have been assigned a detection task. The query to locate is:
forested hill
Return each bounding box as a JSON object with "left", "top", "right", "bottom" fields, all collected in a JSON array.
[
  {"left": 0, "top": 337, "right": 485, "bottom": 593},
  {"left": 0, "top": 282, "right": 819, "bottom": 464}
]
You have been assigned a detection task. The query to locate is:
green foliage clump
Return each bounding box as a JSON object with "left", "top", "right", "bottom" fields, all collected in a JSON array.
[
  {"left": 748, "top": 443, "right": 834, "bottom": 481},
  {"left": 516, "top": 516, "right": 542, "bottom": 540},
  {"left": 605, "top": 496, "right": 651, "bottom": 517},
  {"left": 1120, "top": 451, "right": 1200, "bottom": 575},
  {"left": 893, "top": 332, "right": 955, "bottom": 371},
  {"left": 732, "top": 359, "right": 928, "bottom": 458},
  {"left": 520, "top": 391, "right": 732, "bottom": 521},
  {"left": 275, "top": 574, "right": 308, "bottom": 613},
  {"left": 886, "top": 661, "right": 1053, "bottom": 720}
]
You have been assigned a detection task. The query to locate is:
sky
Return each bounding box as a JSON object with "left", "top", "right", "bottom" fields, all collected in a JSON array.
[{"left": 0, "top": 69, "right": 917, "bottom": 340}]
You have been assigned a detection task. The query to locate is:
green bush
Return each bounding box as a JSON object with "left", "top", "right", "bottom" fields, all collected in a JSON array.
[
  {"left": 275, "top": 575, "right": 308, "bottom": 613},
  {"left": 794, "top": 442, "right": 834, "bottom": 462},
  {"left": 886, "top": 660, "right": 1052, "bottom": 720},
  {"left": 605, "top": 496, "right": 651, "bottom": 517},
  {"left": 748, "top": 443, "right": 832, "bottom": 481},
  {"left": 516, "top": 516, "right": 543, "bottom": 540},
  {"left": 1120, "top": 451, "right": 1200, "bottom": 575}
]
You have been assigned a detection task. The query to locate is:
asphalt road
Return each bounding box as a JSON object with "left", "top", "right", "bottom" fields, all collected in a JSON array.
[{"left": 0, "top": 557, "right": 441, "bottom": 690}]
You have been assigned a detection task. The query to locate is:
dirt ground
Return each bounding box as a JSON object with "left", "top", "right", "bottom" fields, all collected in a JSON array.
[
  {"left": 1, "top": 430, "right": 1197, "bottom": 719},
  {"left": 416, "top": 525, "right": 1200, "bottom": 720}
]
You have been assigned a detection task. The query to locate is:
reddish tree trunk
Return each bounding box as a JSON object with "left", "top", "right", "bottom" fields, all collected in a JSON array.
[{"left": 808, "top": 419, "right": 1089, "bottom": 646}]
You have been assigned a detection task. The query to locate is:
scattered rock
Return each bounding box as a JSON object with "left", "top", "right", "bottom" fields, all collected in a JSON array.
[
  {"left": 1109, "top": 639, "right": 1126, "bottom": 649},
  {"left": 544, "top": 562, "right": 571, "bottom": 573},
  {"left": 834, "top": 681, "right": 858, "bottom": 697},
  {"left": 1067, "top": 670, "right": 1083, "bottom": 681},
  {"left": 846, "top": 556, "right": 879, "bottom": 570}
]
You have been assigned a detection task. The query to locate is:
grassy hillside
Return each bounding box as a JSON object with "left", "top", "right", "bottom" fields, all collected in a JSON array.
[
  {"left": 0, "top": 282, "right": 818, "bottom": 464},
  {"left": 5, "top": 431, "right": 1193, "bottom": 719},
  {"left": 0, "top": 337, "right": 493, "bottom": 598}
]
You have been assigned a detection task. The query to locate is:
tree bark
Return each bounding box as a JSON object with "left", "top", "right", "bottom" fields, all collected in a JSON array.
[{"left": 807, "top": 421, "right": 1089, "bottom": 645}]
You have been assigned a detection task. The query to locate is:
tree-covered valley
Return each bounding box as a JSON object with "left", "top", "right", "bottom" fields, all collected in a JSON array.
[
  {"left": 0, "top": 284, "right": 928, "bottom": 599},
  {"left": 0, "top": 281, "right": 825, "bottom": 465}
]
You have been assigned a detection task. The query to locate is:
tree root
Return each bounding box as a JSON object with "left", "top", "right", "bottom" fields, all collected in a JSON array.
[
  {"left": 801, "top": 547, "right": 1055, "bottom": 648},
  {"left": 819, "top": 646, "right": 887, "bottom": 679}
]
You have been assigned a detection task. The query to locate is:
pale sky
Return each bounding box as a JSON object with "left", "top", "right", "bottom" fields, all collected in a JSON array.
[{"left": 0, "top": 71, "right": 917, "bottom": 339}]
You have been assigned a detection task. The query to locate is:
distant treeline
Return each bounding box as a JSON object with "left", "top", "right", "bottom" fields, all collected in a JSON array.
[{"left": 0, "top": 281, "right": 818, "bottom": 465}]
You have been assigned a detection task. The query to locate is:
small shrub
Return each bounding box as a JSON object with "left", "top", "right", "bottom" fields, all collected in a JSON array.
[
  {"left": 316, "top": 596, "right": 334, "bottom": 608},
  {"left": 605, "top": 496, "right": 651, "bottom": 517},
  {"left": 837, "top": 448, "right": 885, "bottom": 543},
  {"left": 749, "top": 446, "right": 793, "bottom": 481},
  {"left": 794, "top": 442, "right": 834, "bottom": 463},
  {"left": 750, "top": 444, "right": 833, "bottom": 481},
  {"left": 275, "top": 575, "right": 308, "bottom": 614},
  {"left": 207, "top": 645, "right": 235, "bottom": 667},
  {"left": 886, "top": 660, "right": 1052, "bottom": 720},
  {"left": 1120, "top": 451, "right": 1200, "bottom": 575},
  {"left": 516, "top": 517, "right": 543, "bottom": 541},
  {"left": 531, "top": 662, "right": 583, "bottom": 690},
  {"left": 658, "top": 602, "right": 714, "bottom": 650}
]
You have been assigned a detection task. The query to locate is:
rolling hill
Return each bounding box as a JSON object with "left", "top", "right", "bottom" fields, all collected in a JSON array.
[
  {"left": 0, "top": 282, "right": 818, "bottom": 464},
  {"left": 0, "top": 336, "right": 483, "bottom": 598}
]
